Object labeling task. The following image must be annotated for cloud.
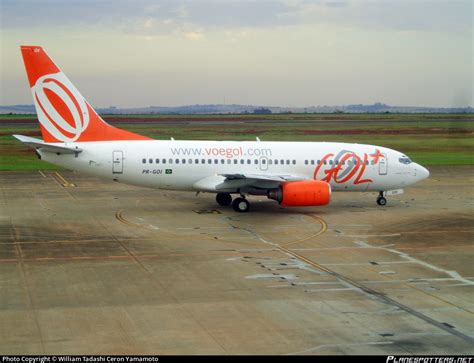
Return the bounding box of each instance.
[2,0,471,36]
[142,18,155,29]
[279,0,472,34]
[1,0,472,107]
[184,31,205,40]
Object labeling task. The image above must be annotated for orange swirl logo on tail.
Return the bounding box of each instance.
[32,72,89,142]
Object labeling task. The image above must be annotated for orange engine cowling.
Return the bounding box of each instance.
[267,180,331,207]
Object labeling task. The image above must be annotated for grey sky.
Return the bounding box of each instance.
[1,0,472,107]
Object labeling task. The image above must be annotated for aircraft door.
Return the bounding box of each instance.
[112,151,124,174]
[259,156,269,171]
[378,153,387,175]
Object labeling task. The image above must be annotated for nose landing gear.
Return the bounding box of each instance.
[377,191,387,206]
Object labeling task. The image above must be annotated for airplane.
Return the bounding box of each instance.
[14,45,429,213]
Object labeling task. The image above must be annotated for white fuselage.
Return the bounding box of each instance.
[39,140,429,193]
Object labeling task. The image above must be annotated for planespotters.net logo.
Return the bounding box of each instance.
[32,72,89,142]
[387,357,472,363]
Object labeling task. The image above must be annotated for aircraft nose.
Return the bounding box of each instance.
[415,164,430,181]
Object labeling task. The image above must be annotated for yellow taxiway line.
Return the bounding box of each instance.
[282,214,328,247]
[54,172,76,187]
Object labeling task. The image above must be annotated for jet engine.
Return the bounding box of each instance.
[267,180,331,207]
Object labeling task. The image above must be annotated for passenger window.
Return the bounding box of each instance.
[317,160,321,165]
[214,159,218,164]
[156,158,160,164]
[189,159,193,164]
[281,160,284,164]
[208,159,212,164]
[162,158,166,164]
[269,160,272,165]
[169,159,173,164]
[220,159,225,164]
[227,159,232,164]
[182,159,186,164]
[275,160,278,165]
[142,158,146,164]
[324,160,327,165]
[175,159,179,164]
[254,160,258,165]
[286,160,290,165]
[201,159,205,164]
[292,160,296,165]
[311,160,314,165]
[305,160,308,165]
[149,158,153,164]
[262,159,266,164]
[329,160,333,165]
[247,159,251,164]
[195,159,199,164]
[234,159,238,164]
[240,159,244,164]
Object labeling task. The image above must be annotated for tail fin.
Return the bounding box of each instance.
[20,45,151,143]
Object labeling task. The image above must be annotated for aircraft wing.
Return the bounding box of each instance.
[13,135,82,154]
[193,173,307,192]
[220,173,305,182]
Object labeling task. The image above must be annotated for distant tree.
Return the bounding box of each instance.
[253,107,272,114]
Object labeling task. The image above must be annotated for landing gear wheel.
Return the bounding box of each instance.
[216,193,232,206]
[377,191,387,206]
[232,197,250,213]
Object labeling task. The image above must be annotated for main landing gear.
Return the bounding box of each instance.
[377,191,387,206]
[215,193,250,212]
[216,192,232,206]
[232,197,250,213]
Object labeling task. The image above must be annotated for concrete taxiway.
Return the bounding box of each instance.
[0,167,473,354]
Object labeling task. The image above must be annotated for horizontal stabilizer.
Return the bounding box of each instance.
[13,135,82,154]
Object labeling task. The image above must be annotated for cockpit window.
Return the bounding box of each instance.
[399,156,412,165]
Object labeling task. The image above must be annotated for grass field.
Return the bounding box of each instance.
[0,113,472,170]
